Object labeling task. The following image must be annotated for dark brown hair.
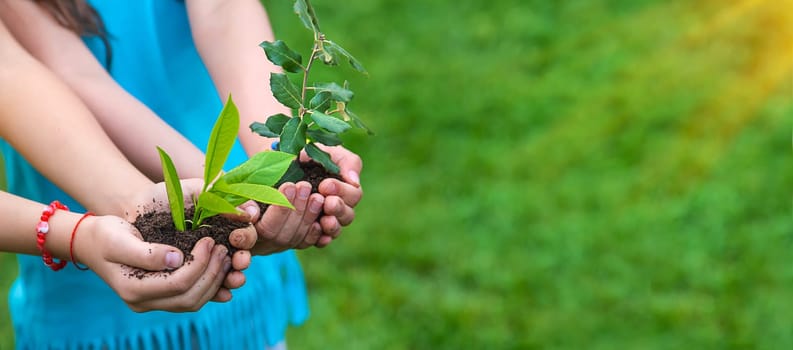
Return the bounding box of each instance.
[34,0,112,66]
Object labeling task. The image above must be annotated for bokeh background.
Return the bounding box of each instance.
[2,0,792,348]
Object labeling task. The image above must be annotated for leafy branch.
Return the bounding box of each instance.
[250,0,372,175]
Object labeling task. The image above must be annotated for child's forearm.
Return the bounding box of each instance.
[0,191,87,258]
[186,0,288,156]
[0,0,206,180]
[0,20,151,216]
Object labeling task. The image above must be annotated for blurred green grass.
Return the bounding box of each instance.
[2,0,792,349]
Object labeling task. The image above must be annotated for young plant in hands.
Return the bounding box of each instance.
[140,96,295,255]
[251,0,372,184]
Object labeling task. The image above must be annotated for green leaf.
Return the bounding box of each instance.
[260,40,303,73]
[157,147,186,231]
[249,114,292,138]
[194,191,240,227]
[270,73,302,109]
[280,117,307,155]
[293,0,320,33]
[343,107,375,135]
[309,110,351,133]
[221,151,295,186]
[250,122,278,138]
[309,91,332,112]
[213,183,294,209]
[265,113,291,135]
[307,128,343,146]
[197,191,240,215]
[204,96,240,193]
[313,82,353,102]
[306,142,339,174]
[323,40,368,75]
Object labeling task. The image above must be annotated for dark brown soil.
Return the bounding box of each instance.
[134,206,249,259]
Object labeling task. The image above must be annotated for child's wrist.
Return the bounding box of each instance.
[68,214,97,268]
[40,208,80,262]
[37,205,97,270]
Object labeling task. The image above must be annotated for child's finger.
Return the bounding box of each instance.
[223,270,246,290]
[255,182,296,241]
[107,232,186,271]
[228,225,257,250]
[211,288,233,303]
[116,237,215,307]
[318,179,363,207]
[323,196,355,226]
[133,243,228,312]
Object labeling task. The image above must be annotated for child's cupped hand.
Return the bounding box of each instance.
[90,179,259,311]
[70,215,233,312]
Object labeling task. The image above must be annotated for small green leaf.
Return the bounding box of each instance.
[221,151,296,186]
[260,40,303,73]
[293,0,320,33]
[270,73,302,109]
[265,114,291,135]
[313,82,353,102]
[197,191,240,215]
[309,91,332,111]
[306,142,339,174]
[343,107,375,135]
[194,191,240,227]
[157,147,186,232]
[250,114,292,138]
[213,183,294,209]
[250,122,278,138]
[204,96,240,193]
[280,117,307,155]
[309,110,351,133]
[307,128,343,146]
[323,40,367,75]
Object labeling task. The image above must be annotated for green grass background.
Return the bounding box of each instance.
[2,0,792,348]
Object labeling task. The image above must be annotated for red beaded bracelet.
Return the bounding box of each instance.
[36,200,69,271]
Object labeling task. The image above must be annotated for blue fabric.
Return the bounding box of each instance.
[3,1,309,348]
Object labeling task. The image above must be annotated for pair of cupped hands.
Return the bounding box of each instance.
[72,149,362,312]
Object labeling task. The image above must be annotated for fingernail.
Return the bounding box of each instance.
[218,246,229,257]
[223,258,232,273]
[299,186,311,200]
[244,205,257,219]
[166,251,183,269]
[348,171,360,186]
[325,181,337,195]
[204,238,214,255]
[309,196,324,214]
[284,186,296,201]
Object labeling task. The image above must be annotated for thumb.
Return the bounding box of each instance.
[109,233,186,270]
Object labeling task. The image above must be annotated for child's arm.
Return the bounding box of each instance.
[0,0,206,181]
[186,0,363,246]
[0,18,249,307]
[0,190,234,311]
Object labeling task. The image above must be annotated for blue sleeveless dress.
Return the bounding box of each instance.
[2,1,309,348]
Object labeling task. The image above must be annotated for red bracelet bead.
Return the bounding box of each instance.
[36,201,69,271]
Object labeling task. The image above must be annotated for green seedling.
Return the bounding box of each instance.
[158,96,295,231]
[250,0,372,177]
